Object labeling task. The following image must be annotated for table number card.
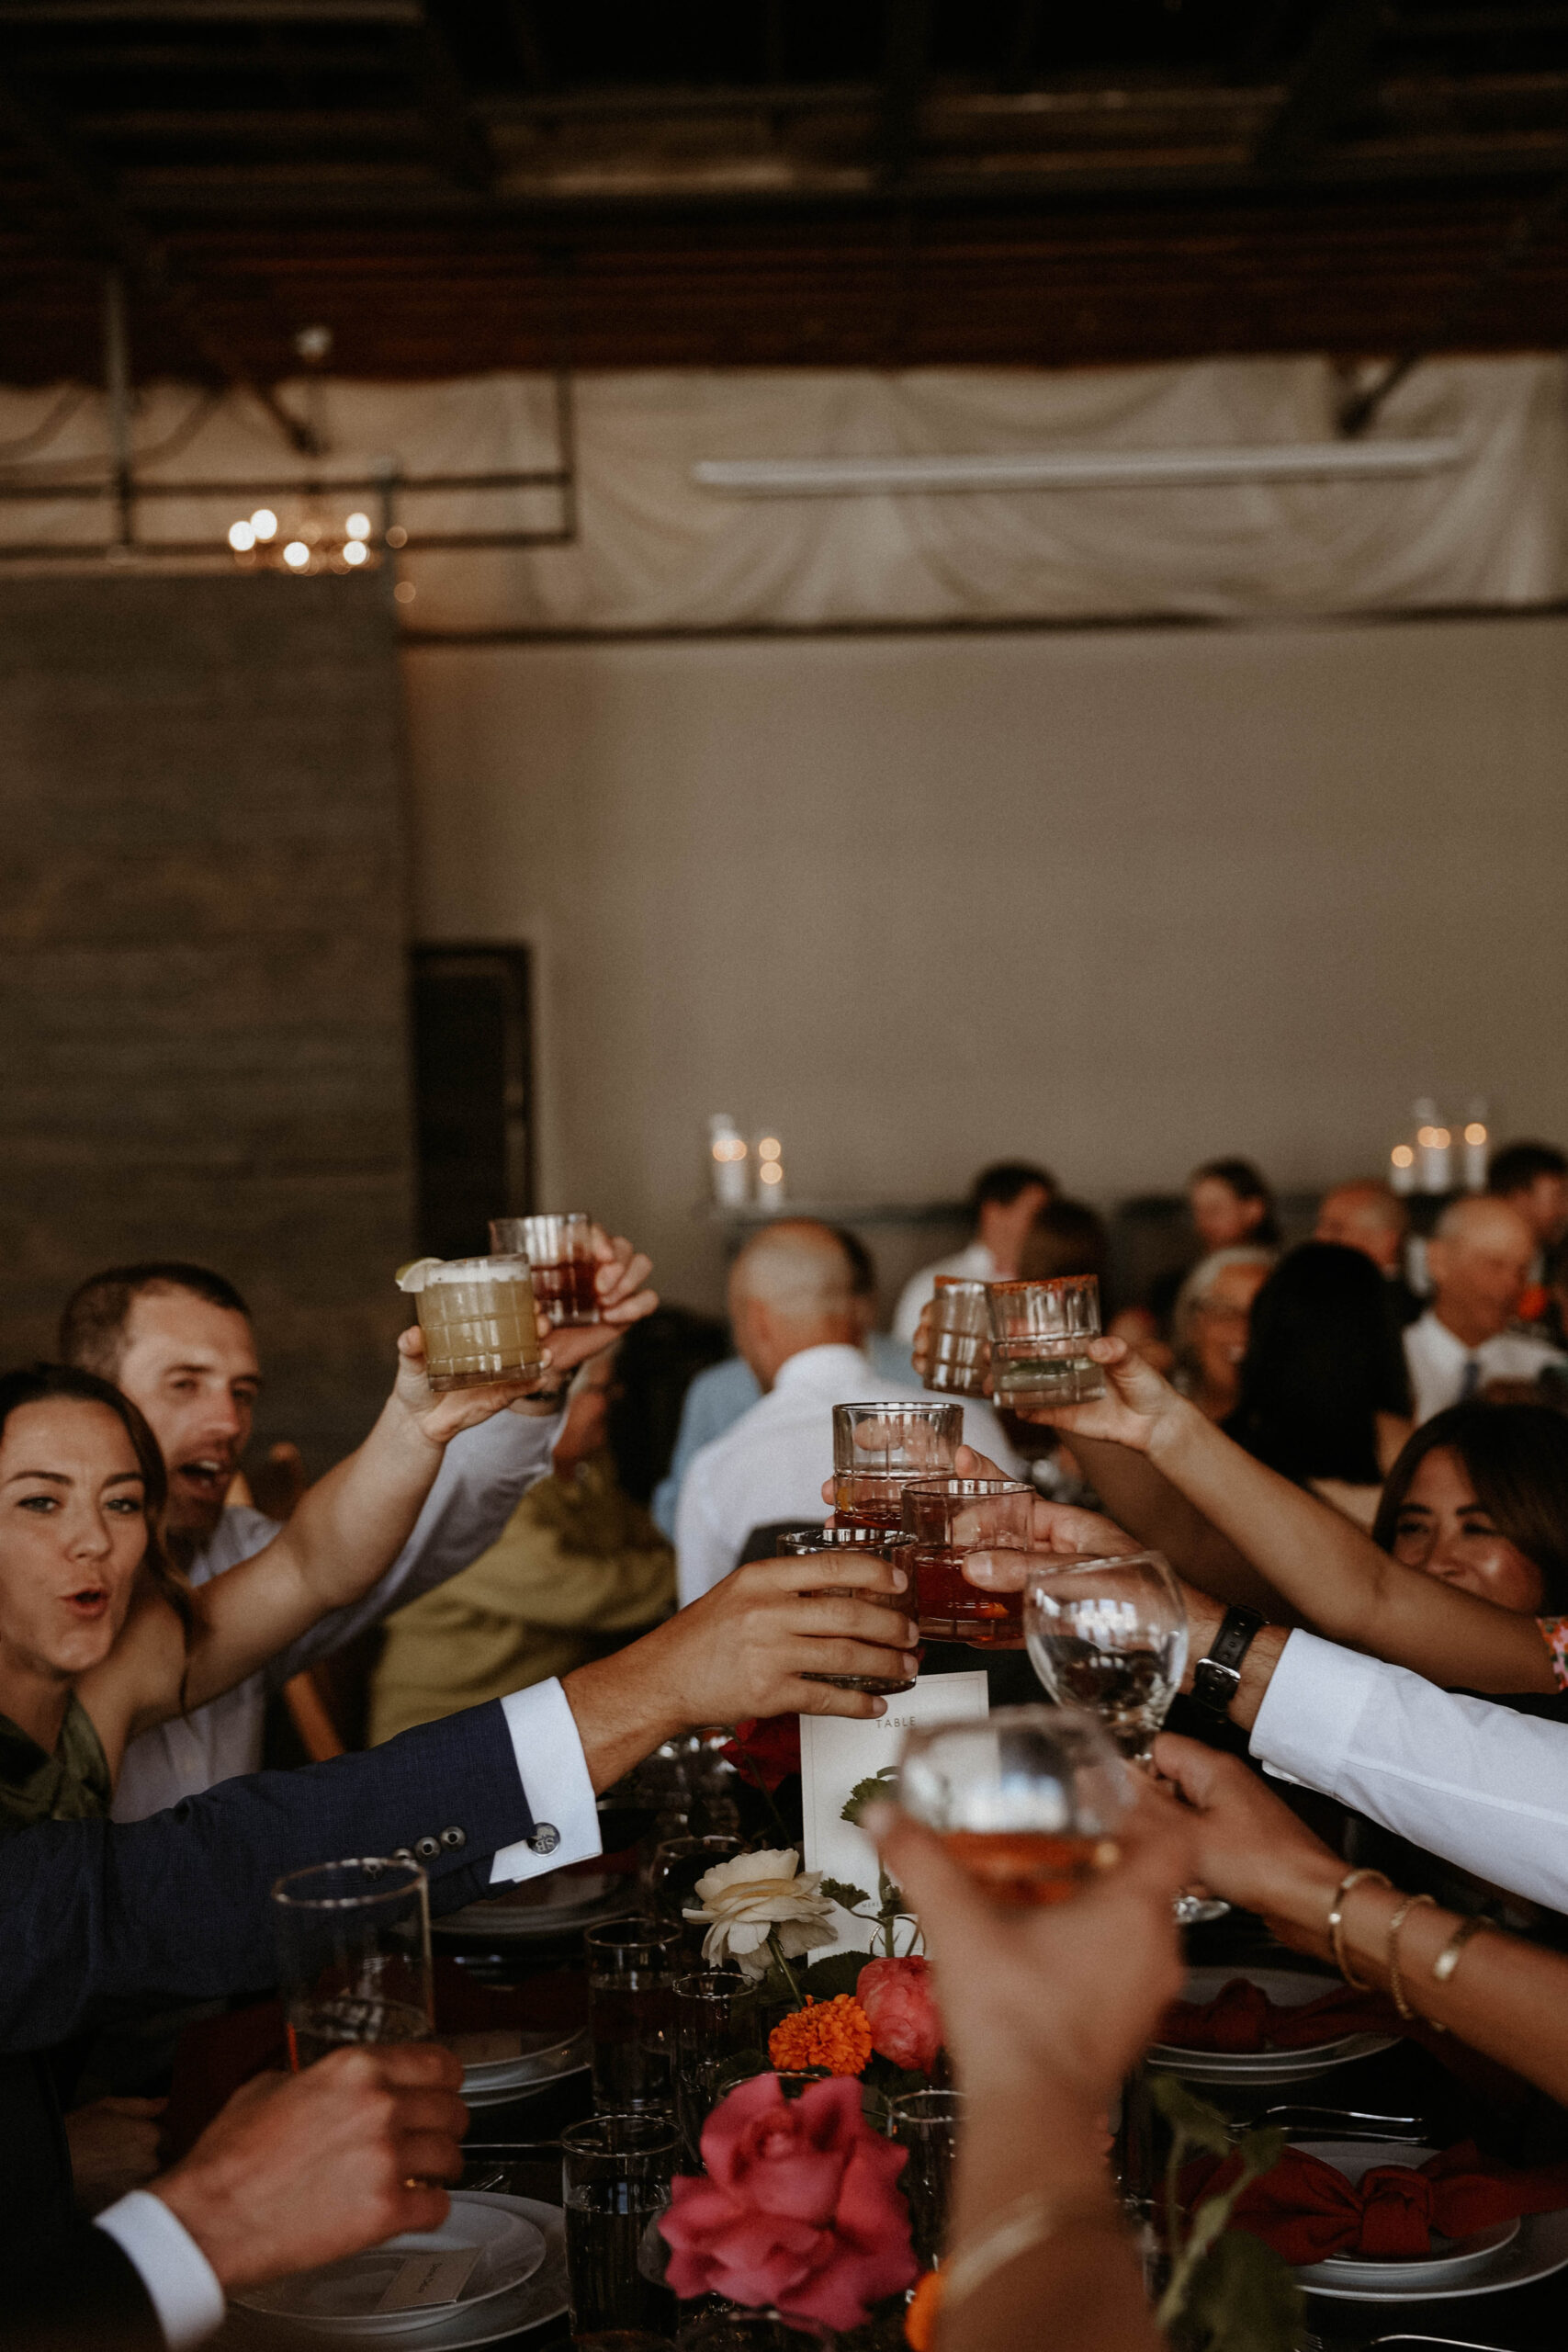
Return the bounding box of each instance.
[800,1672,990,1957]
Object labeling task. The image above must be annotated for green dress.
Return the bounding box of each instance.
[0,1695,112,1831]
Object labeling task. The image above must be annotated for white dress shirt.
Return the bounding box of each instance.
[891,1240,997,1344]
[1250,1629,1568,1913]
[114,1406,566,1821]
[1403,1307,1564,1426]
[94,1675,600,2345]
[674,1341,1021,1605]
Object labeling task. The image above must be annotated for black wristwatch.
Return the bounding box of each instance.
[1190,1605,1265,1721]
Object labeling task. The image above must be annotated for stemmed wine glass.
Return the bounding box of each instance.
[896,1706,1132,1908]
[1022,1550,1227,1925]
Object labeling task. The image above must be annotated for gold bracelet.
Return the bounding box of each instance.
[1386,1891,1438,2023]
[940,2188,1126,2315]
[1431,1913,1493,1987]
[1325,1868,1392,1990]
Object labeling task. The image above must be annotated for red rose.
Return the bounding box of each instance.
[856,1956,943,2075]
[722,1714,802,1792]
[659,2073,917,2332]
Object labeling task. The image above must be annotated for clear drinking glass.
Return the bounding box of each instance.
[411,1253,544,1392]
[900,1477,1032,1649]
[923,1277,992,1399]
[272,1857,434,2069]
[831,1400,962,1531]
[649,1835,743,1960]
[586,1921,682,2111]
[890,2088,965,2271]
[776,1525,918,1693]
[896,1706,1130,1907]
[490,1212,601,1327]
[986,1276,1105,1411]
[671,1972,764,2163]
[561,2112,680,2344]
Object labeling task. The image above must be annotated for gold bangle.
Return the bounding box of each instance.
[1386,1890,1438,2023]
[1431,1913,1492,1987]
[1325,1868,1392,1990]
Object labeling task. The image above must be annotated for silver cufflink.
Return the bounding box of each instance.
[527,1823,560,1855]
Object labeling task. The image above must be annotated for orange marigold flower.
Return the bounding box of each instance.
[904,2267,943,2349]
[767,1994,874,2077]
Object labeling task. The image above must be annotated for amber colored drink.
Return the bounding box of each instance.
[529,1256,600,1326]
[416,1264,541,1393]
[941,1828,1117,1907]
[912,1543,1024,1648]
[832,1473,909,1531]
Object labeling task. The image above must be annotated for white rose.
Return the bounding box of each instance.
[682,1846,838,1980]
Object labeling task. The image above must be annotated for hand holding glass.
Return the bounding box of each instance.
[896,1706,1130,1907]
[831,1400,961,1529]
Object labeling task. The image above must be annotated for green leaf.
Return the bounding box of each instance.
[1148,2073,1235,2157]
[840,1768,897,1826]
[819,1877,874,1913]
[1168,2227,1303,2352]
[796,1951,874,1999]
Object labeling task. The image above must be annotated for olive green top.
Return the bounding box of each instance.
[0,1693,113,1832]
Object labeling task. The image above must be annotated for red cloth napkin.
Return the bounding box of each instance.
[1157,1974,1401,2052]
[1187,2140,1568,2264]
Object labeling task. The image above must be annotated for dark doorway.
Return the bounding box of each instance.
[410,945,535,1260]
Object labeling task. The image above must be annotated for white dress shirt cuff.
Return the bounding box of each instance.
[1247,1629,1379,1794]
[489,1678,603,1883]
[95,2191,226,2350]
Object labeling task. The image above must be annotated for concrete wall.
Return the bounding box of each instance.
[0,573,413,1470]
[405,612,1568,1316]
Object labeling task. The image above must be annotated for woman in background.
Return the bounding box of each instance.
[1169,1246,1275,1423]
[1188,1156,1280,1251]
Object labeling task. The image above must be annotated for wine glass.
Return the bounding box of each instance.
[1023,1551,1226,1925]
[896,1705,1131,1907]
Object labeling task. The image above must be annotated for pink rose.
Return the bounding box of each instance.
[659,2074,917,2332]
[856,1957,943,2075]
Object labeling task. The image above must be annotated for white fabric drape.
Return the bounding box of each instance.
[2,354,1564,630]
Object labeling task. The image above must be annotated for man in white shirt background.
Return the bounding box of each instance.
[891,1159,1055,1344]
[677,1220,1019,1604]
[1402,1196,1566,1422]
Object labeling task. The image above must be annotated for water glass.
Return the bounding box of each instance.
[890,2088,965,2269]
[412,1253,543,1392]
[272,1857,433,2069]
[896,1706,1129,1906]
[671,1972,765,2161]
[900,1477,1032,1648]
[924,1277,992,1399]
[832,1400,962,1530]
[776,1525,917,1693]
[649,1835,743,1961]
[490,1211,601,1326]
[562,2112,680,2344]
[586,1921,682,2111]
[986,1275,1105,1409]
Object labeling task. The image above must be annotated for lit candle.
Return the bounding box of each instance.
[1461,1104,1489,1193]
[754,1131,785,1210]
[1416,1122,1452,1194]
[1390,1143,1416,1197]
[708,1114,750,1208]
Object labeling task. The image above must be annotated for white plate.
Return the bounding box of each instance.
[434,1875,634,1941]
[451,2027,587,2095]
[1290,2143,1520,2294]
[234,2194,545,2335]
[462,2055,590,2110]
[1285,2141,1568,2305]
[228,2197,569,2350]
[1146,1965,1398,2085]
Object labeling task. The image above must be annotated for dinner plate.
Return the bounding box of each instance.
[434,1874,633,1941]
[449,2025,587,2097]
[233,2193,546,2335]
[1291,2143,1520,2295]
[461,2047,590,2110]
[1145,1966,1398,2086]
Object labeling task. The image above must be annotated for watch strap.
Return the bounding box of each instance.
[1190,1604,1266,1719]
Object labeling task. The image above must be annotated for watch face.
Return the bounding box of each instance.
[1192,1659,1240,1710]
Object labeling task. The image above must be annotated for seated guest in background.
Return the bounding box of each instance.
[1372,1399,1568,1616]
[1489,1136,1568,1265]
[369,1348,674,1742]
[650,1227,911,1536]
[1016,1195,1108,1285]
[1404,1195,1565,1422]
[1314,1175,1423,1325]
[1188,1155,1280,1252]
[1168,1246,1274,1423]
[58,1245,653,1820]
[891,1159,1055,1342]
[676,1220,1016,1603]
[1224,1241,1413,1525]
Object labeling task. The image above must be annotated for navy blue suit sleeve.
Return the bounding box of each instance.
[0,1700,535,2052]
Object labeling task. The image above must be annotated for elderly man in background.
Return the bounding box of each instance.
[1404,1195,1566,1421]
[677,1220,1017,1603]
[1314,1177,1423,1327]
[891,1160,1055,1343]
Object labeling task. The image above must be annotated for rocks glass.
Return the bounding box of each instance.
[561,2112,680,2343]
[922,1276,991,1399]
[272,1857,433,2070]
[831,1400,962,1531]
[776,1525,918,1694]
[649,1834,743,1962]
[986,1274,1105,1410]
[405,1252,544,1392]
[585,1920,682,2112]
[889,2088,965,2271]
[671,1971,764,2163]
[900,1476,1032,1649]
[896,1706,1129,1907]
[490,1211,601,1327]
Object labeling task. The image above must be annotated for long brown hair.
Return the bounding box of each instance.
[1373,1401,1568,1611]
[0,1363,192,1644]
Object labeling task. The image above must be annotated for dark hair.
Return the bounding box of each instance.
[1373,1401,1568,1612]
[1017,1198,1109,1286]
[1488,1140,1568,1198]
[0,1362,191,1642]
[1191,1157,1280,1247]
[968,1161,1057,1217]
[828,1226,878,1301]
[1225,1242,1411,1485]
[59,1261,252,1379]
